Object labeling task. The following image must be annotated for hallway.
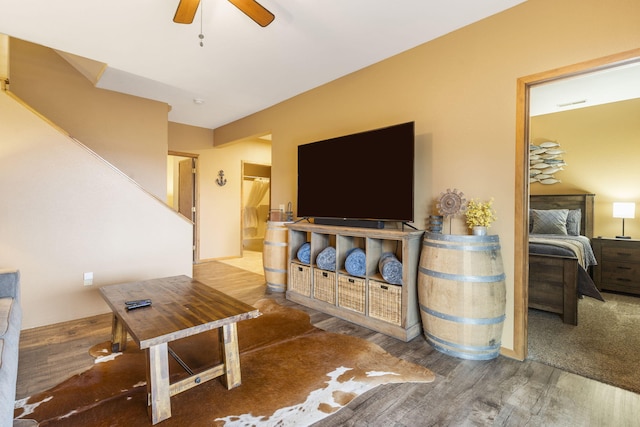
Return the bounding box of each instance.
[216,250,264,276]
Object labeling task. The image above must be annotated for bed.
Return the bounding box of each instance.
[528,193,604,325]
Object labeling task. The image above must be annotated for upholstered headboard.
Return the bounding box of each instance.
[529,193,595,239]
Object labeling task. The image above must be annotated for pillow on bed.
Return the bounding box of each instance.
[529,210,534,232]
[566,209,582,236]
[531,209,569,235]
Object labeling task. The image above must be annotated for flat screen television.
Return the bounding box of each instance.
[297,122,415,226]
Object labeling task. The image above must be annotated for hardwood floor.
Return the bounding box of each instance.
[16,313,112,398]
[16,260,640,426]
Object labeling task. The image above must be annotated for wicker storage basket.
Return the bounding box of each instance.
[368,279,402,325]
[289,263,311,297]
[338,274,365,313]
[313,269,336,303]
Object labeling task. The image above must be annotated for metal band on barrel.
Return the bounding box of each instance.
[264,266,287,273]
[419,267,506,283]
[424,332,500,361]
[422,241,501,251]
[263,241,288,246]
[420,303,506,325]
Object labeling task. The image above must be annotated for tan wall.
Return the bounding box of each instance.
[168,122,272,260]
[168,121,214,152]
[0,92,193,329]
[9,38,169,199]
[0,34,8,82]
[212,0,640,352]
[192,141,272,259]
[530,98,640,238]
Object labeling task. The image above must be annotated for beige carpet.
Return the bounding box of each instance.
[528,292,640,394]
[14,299,435,426]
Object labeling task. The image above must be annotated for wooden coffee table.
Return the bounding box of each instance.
[99,275,260,424]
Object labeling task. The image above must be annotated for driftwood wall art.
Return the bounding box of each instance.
[530,141,565,185]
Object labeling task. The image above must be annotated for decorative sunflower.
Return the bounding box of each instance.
[437,188,467,217]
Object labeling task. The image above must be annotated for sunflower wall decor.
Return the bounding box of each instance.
[437,188,466,217]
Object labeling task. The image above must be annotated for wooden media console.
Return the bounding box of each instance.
[285,223,423,341]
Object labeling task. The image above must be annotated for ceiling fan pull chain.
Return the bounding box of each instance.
[198,1,205,47]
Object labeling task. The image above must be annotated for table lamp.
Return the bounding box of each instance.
[613,202,635,239]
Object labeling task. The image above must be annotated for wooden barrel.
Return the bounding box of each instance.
[263,221,291,292]
[418,232,506,360]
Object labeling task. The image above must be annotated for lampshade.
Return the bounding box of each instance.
[613,202,635,219]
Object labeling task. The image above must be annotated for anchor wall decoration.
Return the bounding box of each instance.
[216,170,227,186]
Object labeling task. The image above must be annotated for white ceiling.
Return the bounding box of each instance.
[0,0,526,129]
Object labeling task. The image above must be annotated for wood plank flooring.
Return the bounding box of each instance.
[16,260,640,426]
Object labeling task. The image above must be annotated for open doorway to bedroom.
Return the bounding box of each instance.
[515,49,640,364]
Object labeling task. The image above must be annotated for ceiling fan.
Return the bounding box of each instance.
[173,0,275,27]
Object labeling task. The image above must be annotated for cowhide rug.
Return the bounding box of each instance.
[14,299,435,426]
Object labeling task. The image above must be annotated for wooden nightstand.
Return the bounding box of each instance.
[591,237,640,295]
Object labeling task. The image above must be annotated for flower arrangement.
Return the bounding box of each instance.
[465,198,497,229]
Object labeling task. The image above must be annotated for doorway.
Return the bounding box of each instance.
[168,152,199,262]
[241,162,271,254]
[514,48,640,360]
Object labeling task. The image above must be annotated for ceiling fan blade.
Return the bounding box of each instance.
[228,0,275,27]
[174,0,201,24]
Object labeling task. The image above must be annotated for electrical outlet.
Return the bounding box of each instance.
[83,272,93,286]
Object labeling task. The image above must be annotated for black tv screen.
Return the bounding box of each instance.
[297,122,415,223]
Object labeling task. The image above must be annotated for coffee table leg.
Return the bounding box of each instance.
[146,343,171,424]
[111,315,127,353]
[219,323,241,389]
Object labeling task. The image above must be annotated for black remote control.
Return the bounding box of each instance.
[125,300,152,310]
[125,299,151,306]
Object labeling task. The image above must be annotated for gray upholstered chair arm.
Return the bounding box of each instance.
[0,269,20,299]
